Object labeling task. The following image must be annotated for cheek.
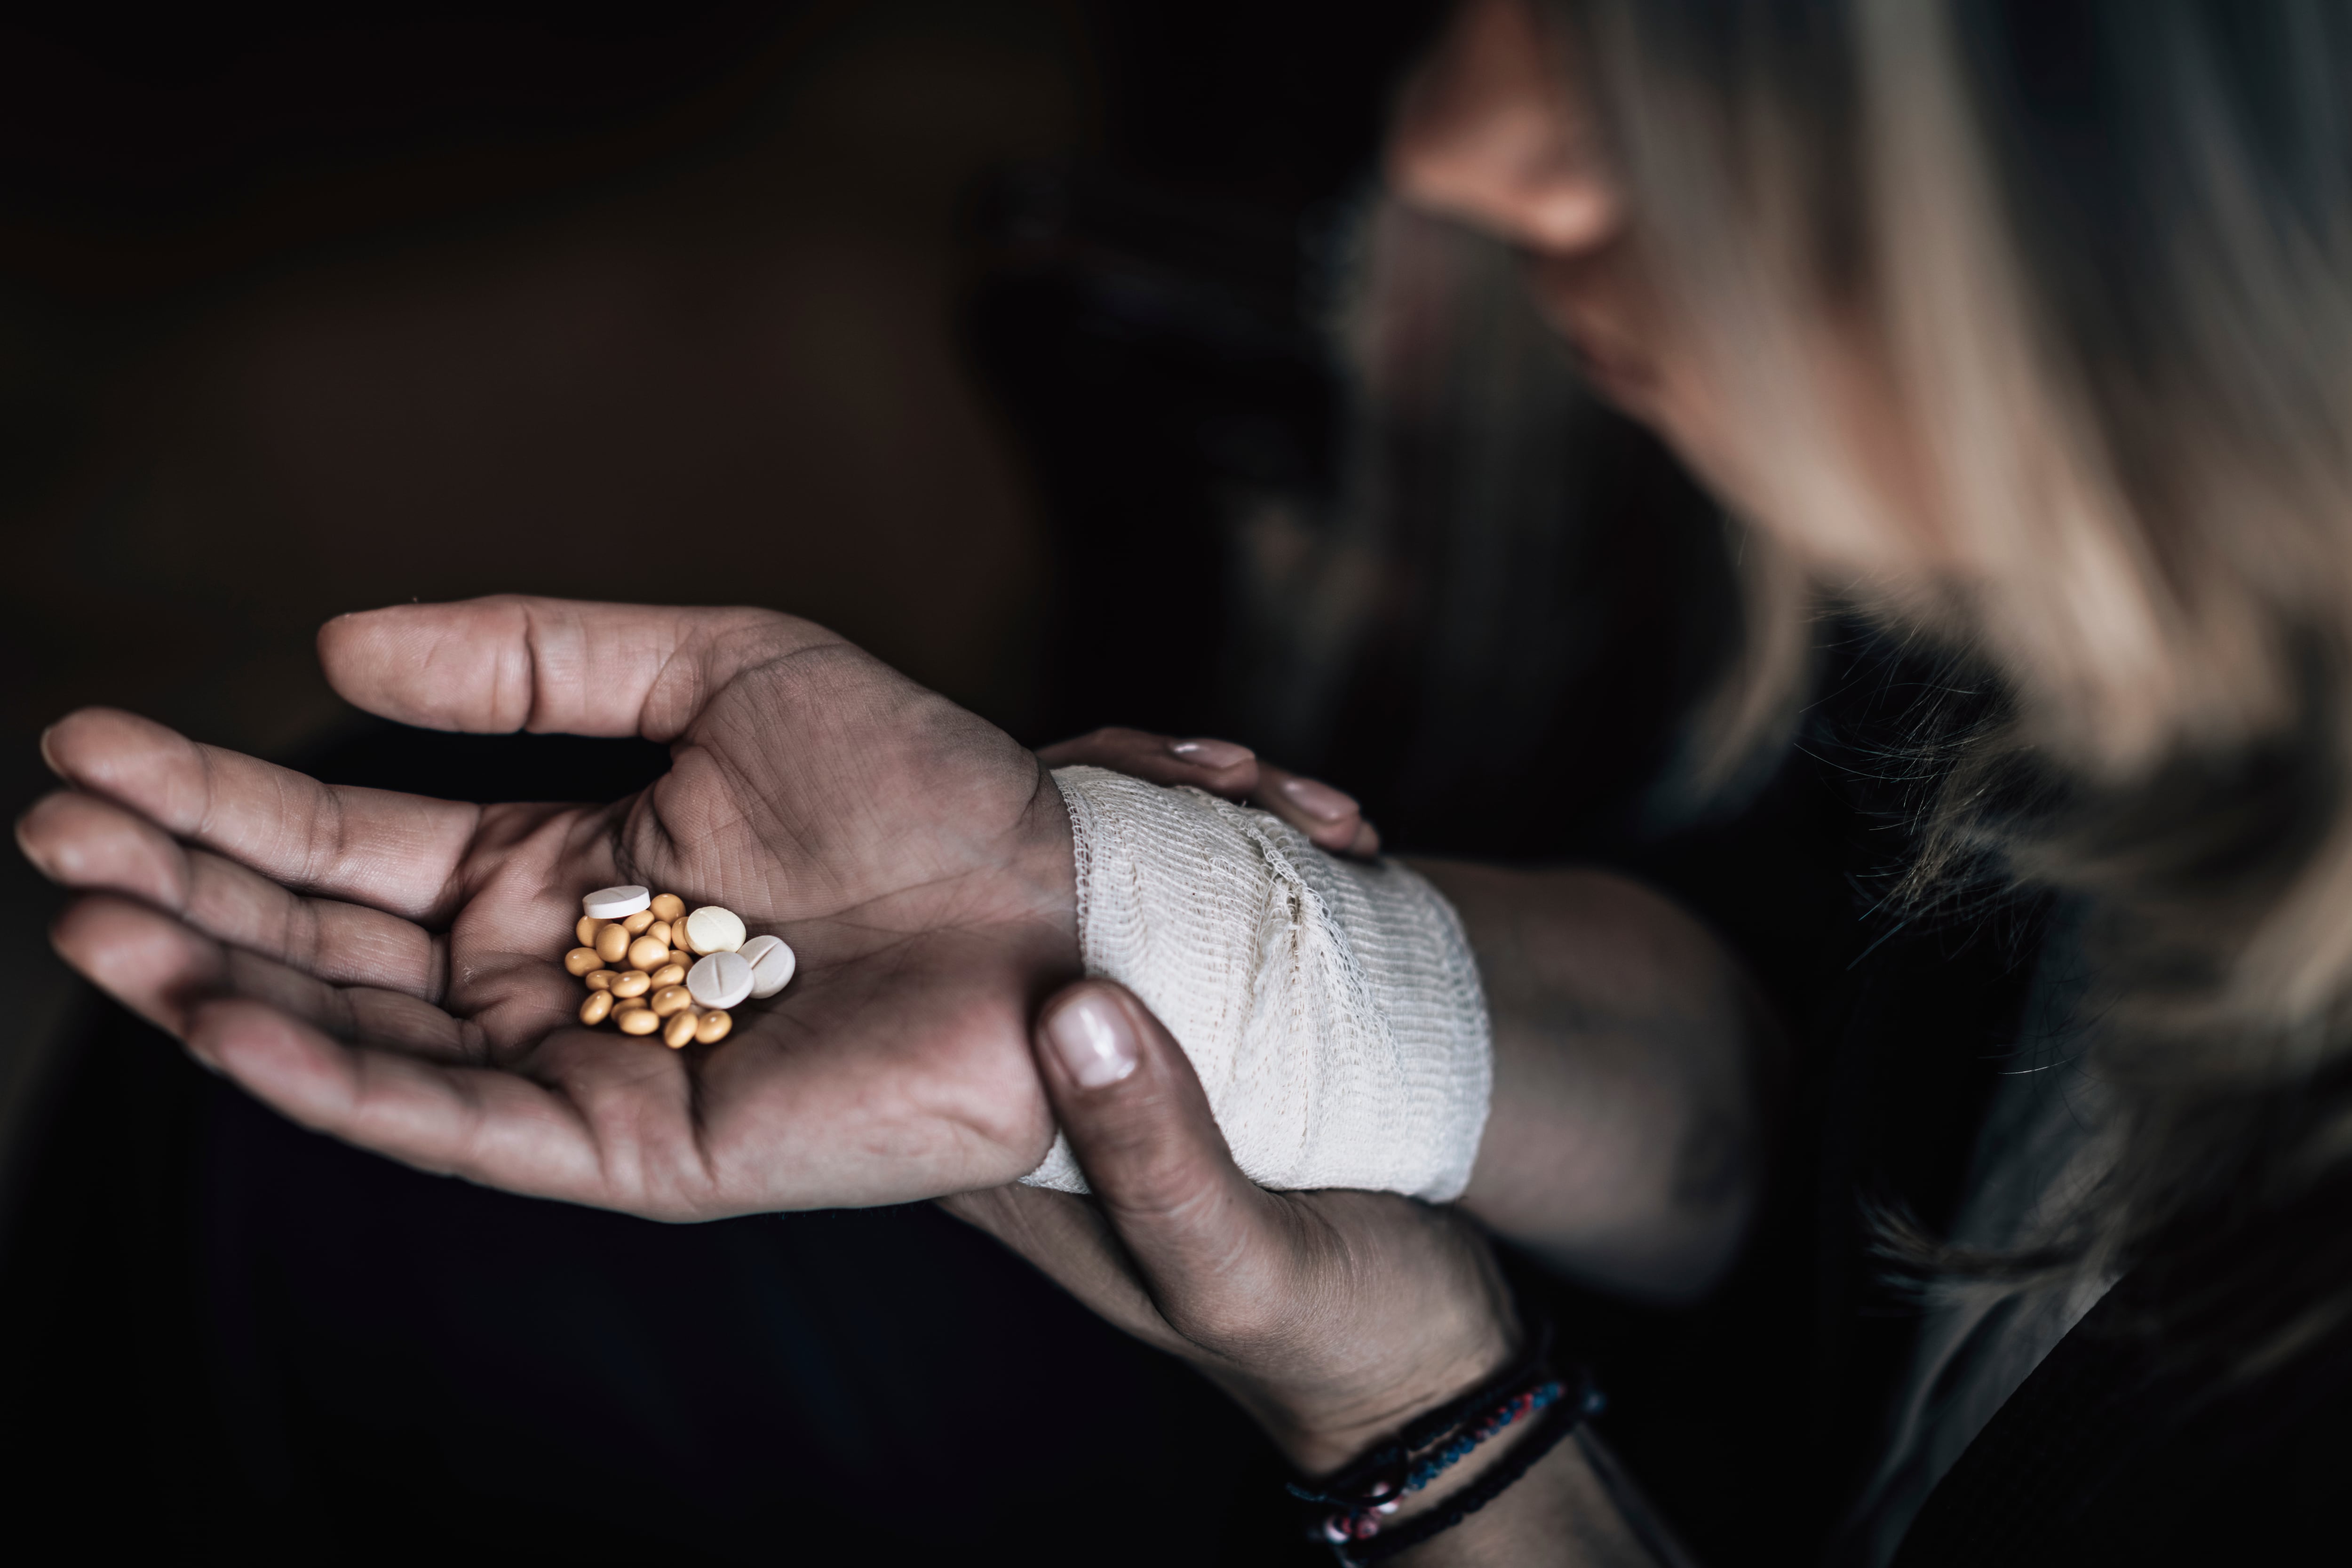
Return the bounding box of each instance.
[1522,252,1740,498]
[1525,250,1952,580]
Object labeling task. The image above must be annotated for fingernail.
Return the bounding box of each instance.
[1170,738,1254,769]
[1279,775,1359,822]
[1046,990,1138,1089]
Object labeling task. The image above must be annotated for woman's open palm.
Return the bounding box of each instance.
[18,597,1086,1218]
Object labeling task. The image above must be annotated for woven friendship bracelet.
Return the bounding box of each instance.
[1286,1324,1603,1564]
[1327,1381,1599,1566]
[1288,1325,1560,1515]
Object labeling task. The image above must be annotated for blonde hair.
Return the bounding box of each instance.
[1568,0,2352,1367]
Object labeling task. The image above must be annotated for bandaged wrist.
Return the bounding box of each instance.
[1023,766,1493,1202]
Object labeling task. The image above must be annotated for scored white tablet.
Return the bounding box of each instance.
[739,934,796,998]
[686,951,754,1011]
[583,884,651,919]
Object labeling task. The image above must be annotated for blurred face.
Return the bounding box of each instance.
[1386,0,1945,574]
[1387,2,1706,450]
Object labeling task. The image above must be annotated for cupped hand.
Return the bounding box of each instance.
[19,596,1093,1218]
[943,979,1516,1475]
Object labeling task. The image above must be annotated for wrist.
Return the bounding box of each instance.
[1273,1341,1515,1476]
[1283,1337,1602,1563]
[1012,758,1083,961]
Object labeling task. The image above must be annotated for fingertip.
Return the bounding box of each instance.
[1275,772,1361,825]
[1032,981,1273,1287]
[1303,815,1363,852]
[317,597,534,732]
[14,801,52,878]
[49,893,221,1037]
[1040,981,1145,1092]
[1168,737,1255,770]
[1036,729,1261,797]
[314,607,364,676]
[37,707,170,792]
[1166,737,1257,794]
[16,791,186,906]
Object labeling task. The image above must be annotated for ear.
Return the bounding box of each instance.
[1386,0,1622,253]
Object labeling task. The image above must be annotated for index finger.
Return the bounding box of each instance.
[318,595,842,742]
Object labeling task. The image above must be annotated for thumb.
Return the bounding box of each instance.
[1034,981,1290,1326]
[316,595,841,741]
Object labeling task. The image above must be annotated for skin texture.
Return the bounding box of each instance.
[23,597,1089,1217]
[19,3,1787,1559]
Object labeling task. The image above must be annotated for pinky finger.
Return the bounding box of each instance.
[183,995,609,1200]
[50,894,610,1204]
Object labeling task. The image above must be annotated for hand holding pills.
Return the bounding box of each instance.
[25,596,1083,1221]
[563,883,794,1047]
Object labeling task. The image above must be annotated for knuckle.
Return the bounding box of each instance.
[1097,1131,1217,1219]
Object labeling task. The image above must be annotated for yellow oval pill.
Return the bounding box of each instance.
[617,1008,661,1036]
[563,947,602,977]
[579,990,614,1026]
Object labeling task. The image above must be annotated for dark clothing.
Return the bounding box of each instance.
[1892,1267,2352,1567]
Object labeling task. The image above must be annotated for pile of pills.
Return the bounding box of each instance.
[563,884,796,1049]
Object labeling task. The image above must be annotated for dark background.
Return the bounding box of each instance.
[0,4,2014,1563]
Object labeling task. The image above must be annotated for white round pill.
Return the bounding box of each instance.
[687,950,753,1011]
[683,906,746,955]
[738,934,796,998]
[582,884,651,919]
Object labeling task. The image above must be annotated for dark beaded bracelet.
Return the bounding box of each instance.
[1286,1323,1604,1565]
[1325,1382,1597,1565]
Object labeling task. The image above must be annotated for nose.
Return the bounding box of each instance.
[1385,0,1621,254]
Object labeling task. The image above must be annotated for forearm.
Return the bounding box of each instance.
[1416,861,1773,1302]
[1022,765,1766,1291]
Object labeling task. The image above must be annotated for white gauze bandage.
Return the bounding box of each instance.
[1022,766,1493,1202]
